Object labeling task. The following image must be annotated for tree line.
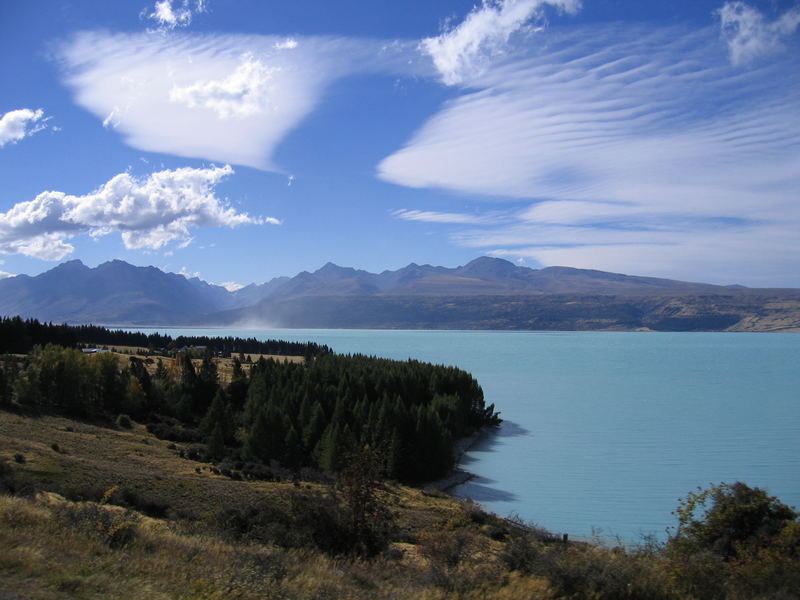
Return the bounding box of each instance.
[0,319,500,483]
[0,316,330,357]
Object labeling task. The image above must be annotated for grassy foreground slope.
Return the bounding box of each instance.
[2,409,799,600]
[0,410,546,599]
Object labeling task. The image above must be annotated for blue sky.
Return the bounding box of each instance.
[1,0,798,289]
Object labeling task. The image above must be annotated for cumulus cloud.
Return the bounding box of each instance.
[177,266,201,278]
[718,1,800,65]
[0,108,49,147]
[59,32,416,170]
[218,281,244,291]
[146,0,206,30]
[169,53,277,119]
[274,38,298,50]
[0,165,272,260]
[382,22,800,286]
[0,270,16,279]
[421,0,581,85]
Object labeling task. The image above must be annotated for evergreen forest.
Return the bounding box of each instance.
[0,317,500,483]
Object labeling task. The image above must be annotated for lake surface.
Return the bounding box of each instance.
[148,328,800,543]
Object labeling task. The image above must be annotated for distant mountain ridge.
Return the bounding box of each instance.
[226,256,753,302]
[1,257,798,331]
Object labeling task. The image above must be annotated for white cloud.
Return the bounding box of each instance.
[274,38,298,50]
[392,208,503,225]
[718,1,800,65]
[178,266,201,278]
[485,220,800,286]
[0,108,48,147]
[59,32,415,171]
[102,107,120,129]
[0,270,16,279]
[146,0,206,31]
[0,165,272,260]
[218,281,244,291]
[421,0,581,85]
[381,23,800,286]
[169,53,277,119]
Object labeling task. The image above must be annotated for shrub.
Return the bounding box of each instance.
[13,453,25,464]
[670,481,798,560]
[186,446,203,461]
[146,420,203,443]
[115,414,133,429]
[501,532,540,574]
[0,460,17,494]
[119,488,170,518]
[50,442,61,453]
[418,529,481,569]
[54,489,140,549]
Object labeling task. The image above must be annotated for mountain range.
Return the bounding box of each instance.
[1,257,798,331]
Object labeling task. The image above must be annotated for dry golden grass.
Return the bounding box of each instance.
[13,410,753,599]
[0,412,318,518]
[0,492,561,600]
[0,411,473,529]
[0,410,566,599]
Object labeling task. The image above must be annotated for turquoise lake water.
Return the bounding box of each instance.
[150,329,800,543]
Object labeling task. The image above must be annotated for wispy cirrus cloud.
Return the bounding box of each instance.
[383,18,800,286]
[391,208,504,225]
[482,221,800,287]
[422,0,581,85]
[718,1,800,65]
[0,108,50,147]
[0,165,273,261]
[59,32,418,171]
[383,24,799,205]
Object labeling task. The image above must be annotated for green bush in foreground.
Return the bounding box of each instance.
[670,481,798,560]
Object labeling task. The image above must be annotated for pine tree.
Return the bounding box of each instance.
[282,425,303,468]
[316,423,342,471]
[123,375,146,417]
[302,402,328,450]
[206,422,226,461]
[196,352,219,413]
[243,408,270,462]
[154,358,168,380]
[201,388,234,444]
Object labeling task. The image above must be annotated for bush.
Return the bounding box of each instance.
[215,501,299,548]
[55,498,139,549]
[13,453,25,464]
[115,414,133,429]
[118,487,170,518]
[418,529,481,569]
[146,420,203,443]
[667,482,800,598]
[670,482,798,560]
[58,483,169,519]
[0,460,17,494]
[501,532,540,574]
[533,545,676,600]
